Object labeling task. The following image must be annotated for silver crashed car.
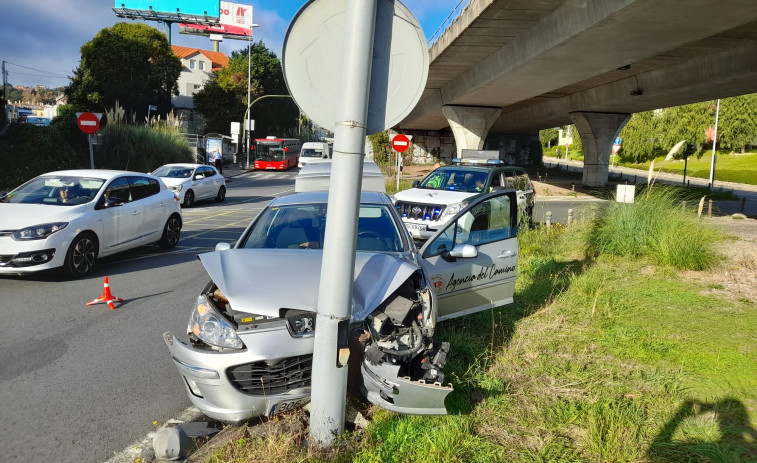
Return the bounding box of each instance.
[164,189,519,423]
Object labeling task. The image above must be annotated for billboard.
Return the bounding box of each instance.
[220,2,252,28]
[113,0,220,18]
[179,22,251,39]
[179,2,253,39]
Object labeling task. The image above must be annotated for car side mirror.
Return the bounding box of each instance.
[215,242,232,251]
[104,197,124,208]
[448,244,478,259]
[195,174,204,180]
[412,180,420,187]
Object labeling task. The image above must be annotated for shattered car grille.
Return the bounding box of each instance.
[226,355,313,396]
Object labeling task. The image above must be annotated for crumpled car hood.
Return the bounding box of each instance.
[197,249,419,321]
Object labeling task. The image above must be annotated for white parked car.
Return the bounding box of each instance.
[164,188,519,423]
[0,170,183,277]
[151,164,226,208]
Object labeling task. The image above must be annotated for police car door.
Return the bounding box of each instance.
[419,191,519,320]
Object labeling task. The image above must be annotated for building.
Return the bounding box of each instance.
[171,45,229,109]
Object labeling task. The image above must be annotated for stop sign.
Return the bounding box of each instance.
[391,134,410,153]
[77,112,100,134]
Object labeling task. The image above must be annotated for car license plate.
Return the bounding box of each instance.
[266,167,276,170]
[268,397,310,416]
[406,223,427,231]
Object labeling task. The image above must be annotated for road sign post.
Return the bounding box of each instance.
[77,112,102,169]
[283,0,429,447]
[392,133,410,190]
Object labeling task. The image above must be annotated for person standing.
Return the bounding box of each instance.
[213,150,223,174]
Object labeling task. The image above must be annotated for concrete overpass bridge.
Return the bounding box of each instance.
[396,0,757,186]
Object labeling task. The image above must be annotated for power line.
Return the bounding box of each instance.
[4,61,69,79]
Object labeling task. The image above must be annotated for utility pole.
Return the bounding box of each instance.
[2,60,7,101]
[708,99,720,188]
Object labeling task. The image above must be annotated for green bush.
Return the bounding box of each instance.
[0,118,89,190]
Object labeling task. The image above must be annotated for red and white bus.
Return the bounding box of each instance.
[252,137,302,170]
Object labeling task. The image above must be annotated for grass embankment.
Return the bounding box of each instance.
[619,152,757,187]
[552,149,757,187]
[205,188,757,463]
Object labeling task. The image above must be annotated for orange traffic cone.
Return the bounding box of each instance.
[86,276,124,310]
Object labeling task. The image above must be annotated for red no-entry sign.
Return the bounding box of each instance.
[77,112,100,134]
[391,134,410,152]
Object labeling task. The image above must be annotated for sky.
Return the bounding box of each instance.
[0,0,467,89]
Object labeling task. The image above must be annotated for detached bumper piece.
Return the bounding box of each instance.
[361,342,452,415]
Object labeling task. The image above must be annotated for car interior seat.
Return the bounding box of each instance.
[275,209,321,249]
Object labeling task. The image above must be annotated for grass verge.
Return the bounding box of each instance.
[201,190,757,463]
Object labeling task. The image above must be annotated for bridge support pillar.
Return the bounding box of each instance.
[570,112,630,187]
[442,105,502,157]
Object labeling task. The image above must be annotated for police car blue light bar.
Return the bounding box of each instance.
[452,158,504,165]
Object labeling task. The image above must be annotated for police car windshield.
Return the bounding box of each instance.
[418,167,487,193]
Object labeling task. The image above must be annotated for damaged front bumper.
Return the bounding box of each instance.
[163,327,314,424]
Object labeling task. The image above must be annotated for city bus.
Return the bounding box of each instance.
[252,137,302,170]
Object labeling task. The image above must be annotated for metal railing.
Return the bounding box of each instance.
[426,0,472,47]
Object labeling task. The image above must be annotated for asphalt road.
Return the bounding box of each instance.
[0,169,298,463]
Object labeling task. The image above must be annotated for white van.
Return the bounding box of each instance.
[298,142,331,169]
[295,159,386,193]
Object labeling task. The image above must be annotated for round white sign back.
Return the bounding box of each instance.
[282,0,429,135]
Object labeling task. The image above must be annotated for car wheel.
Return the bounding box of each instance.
[215,186,226,202]
[183,190,195,208]
[64,232,98,278]
[158,214,182,248]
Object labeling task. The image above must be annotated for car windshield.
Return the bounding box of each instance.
[152,166,194,178]
[301,148,324,158]
[418,168,488,193]
[240,203,404,252]
[1,175,105,206]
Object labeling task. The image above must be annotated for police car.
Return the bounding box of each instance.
[392,152,535,240]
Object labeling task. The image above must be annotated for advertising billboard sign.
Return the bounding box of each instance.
[179,22,252,38]
[179,2,253,39]
[220,2,253,28]
[114,1,219,17]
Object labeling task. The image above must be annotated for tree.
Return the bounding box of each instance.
[193,40,298,139]
[539,128,559,148]
[618,110,661,163]
[717,94,757,153]
[65,23,181,121]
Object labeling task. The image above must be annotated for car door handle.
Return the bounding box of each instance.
[497,250,517,258]
[132,210,140,215]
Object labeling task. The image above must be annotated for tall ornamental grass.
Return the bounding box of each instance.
[95,124,194,173]
[585,186,721,270]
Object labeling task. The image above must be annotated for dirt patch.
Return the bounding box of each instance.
[684,216,757,304]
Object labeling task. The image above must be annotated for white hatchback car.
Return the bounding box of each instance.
[151,164,226,208]
[0,169,183,277]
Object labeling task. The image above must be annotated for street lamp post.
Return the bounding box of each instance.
[242,94,293,169]
[243,24,260,170]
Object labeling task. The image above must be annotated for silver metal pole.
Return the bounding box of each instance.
[708,99,720,187]
[310,0,377,447]
[245,31,252,170]
[88,134,95,169]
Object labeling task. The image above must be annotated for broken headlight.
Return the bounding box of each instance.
[188,294,243,349]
